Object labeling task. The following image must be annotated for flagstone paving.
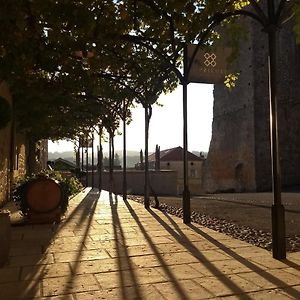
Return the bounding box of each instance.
[0,188,300,299]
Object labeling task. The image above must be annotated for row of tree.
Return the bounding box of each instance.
[0,1,262,140]
[1,0,299,180]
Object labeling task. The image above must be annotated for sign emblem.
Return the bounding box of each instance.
[204,53,217,67]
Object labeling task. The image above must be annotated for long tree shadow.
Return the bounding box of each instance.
[123,198,224,300]
[108,192,143,299]
[3,227,52,299]
[56,188,99,231]
[188,223,300,297]
[144,208,253,299]
[7,188,99,298]
[148,206,300,299]
[283,259,300,271]
[59,189,99,296]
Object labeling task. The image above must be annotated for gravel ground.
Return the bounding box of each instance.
[128,193,300,252]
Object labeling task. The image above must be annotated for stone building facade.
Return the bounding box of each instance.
[0,81,48,207]
[149,146,205,195]
[0,81,26,207]
[203,15,300,192]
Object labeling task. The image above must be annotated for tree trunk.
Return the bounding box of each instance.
[108,131,115,193]
[75,147,80,169]
[123,99,127,200]
[91,134,94,188]
[81,144,84,172]
[98,125,103,191]
[144,104,152,209]
[27,138,39,175]
[111,132,115,193]
[85,144,88,187]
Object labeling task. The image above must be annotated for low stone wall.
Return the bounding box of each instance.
[88,170,178,196]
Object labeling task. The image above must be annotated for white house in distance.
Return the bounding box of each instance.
[148,146,205,195]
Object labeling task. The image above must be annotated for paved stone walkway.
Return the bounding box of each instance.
[1,188,300,299]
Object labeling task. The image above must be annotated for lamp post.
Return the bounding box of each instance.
[182,44,191,224]
[267,0,286,259]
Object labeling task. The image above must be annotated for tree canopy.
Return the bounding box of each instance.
[0,0,299,142]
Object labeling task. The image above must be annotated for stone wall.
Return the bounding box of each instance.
[0,80,50,207]
[203,18,257,193]
[276,22,300,188]
[203,10,300,192]
[160,160,204,195]
[0,81,14,207]
[90,170,178,196]
[0,81,40,207]
[0,81,12,206]
[0,81,26,207]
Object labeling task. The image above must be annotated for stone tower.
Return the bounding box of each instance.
[203,14,300,193]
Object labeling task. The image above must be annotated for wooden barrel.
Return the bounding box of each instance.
[25,178,62,214]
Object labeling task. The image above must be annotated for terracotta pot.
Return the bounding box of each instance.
[0,212,11,267]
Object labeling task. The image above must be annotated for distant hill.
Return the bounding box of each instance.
[101,151,140,168]
[48,150,207,167]
[48,151,75,160]
[48,150,141,168]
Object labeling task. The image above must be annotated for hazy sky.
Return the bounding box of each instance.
[48,83,214,153]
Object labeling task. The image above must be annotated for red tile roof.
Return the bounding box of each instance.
[149,146,204,162]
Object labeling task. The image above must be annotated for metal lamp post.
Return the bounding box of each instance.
[182,44,191,224]
[267,0,286,259]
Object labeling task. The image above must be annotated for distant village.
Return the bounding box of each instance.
[48,146,207,196]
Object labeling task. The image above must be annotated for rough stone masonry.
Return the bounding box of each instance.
[203,11,300,193]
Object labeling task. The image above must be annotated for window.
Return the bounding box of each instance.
[189,169,197,178]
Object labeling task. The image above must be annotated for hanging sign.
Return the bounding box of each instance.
[186,44,232,84]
